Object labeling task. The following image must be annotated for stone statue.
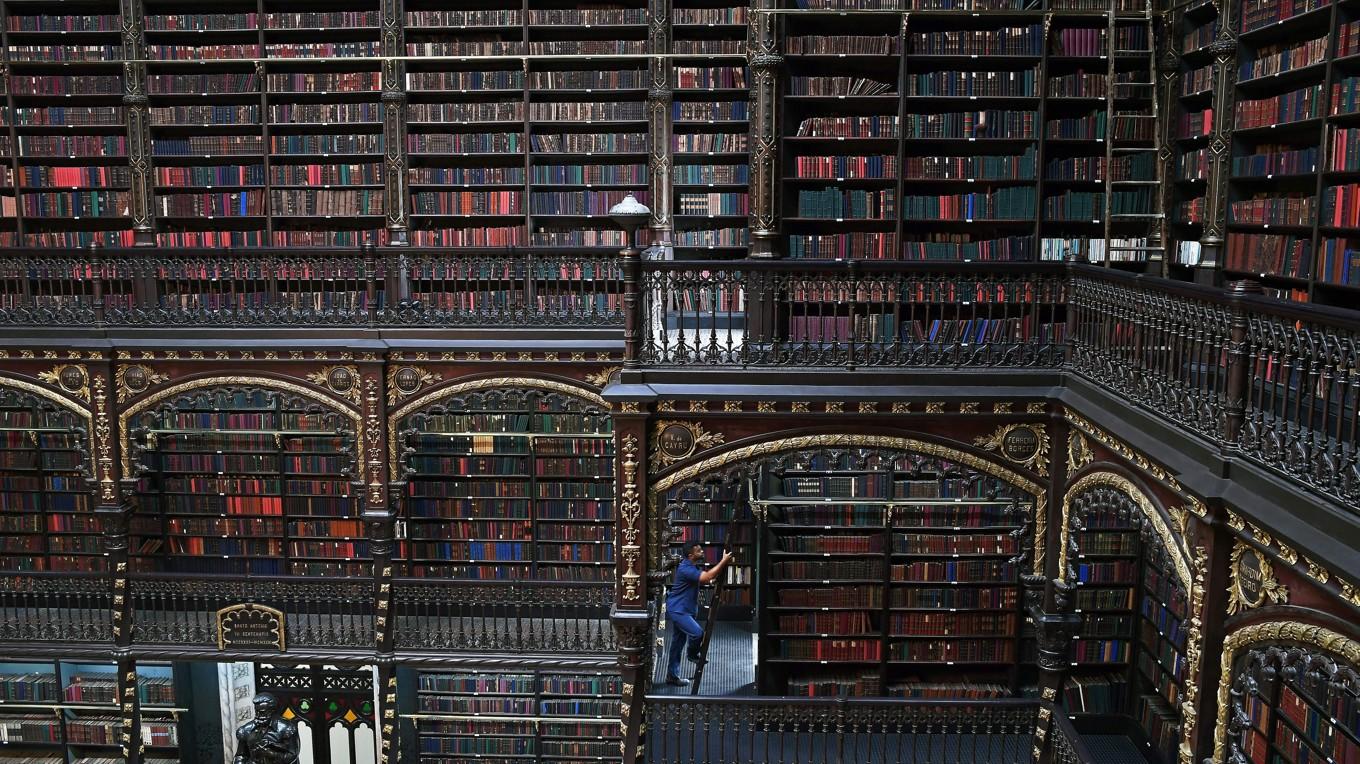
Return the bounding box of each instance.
[234,693,300,764]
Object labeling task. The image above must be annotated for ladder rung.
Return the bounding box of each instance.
[1112,180,1159,185]
[1109,247,1163,251]
[1111,213,1165,219]
[1113,147,1158,153]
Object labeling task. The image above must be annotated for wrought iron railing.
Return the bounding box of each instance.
[0,572,111,643]
[638,261,1068,368]
[129,573,374,648]
[391,579,615,654]
[1068,269,1360,512]
[645,696,1087,764]
[0,246,622,328]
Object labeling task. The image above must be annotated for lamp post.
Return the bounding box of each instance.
[609,193,650,369]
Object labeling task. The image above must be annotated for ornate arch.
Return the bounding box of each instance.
[649,432,1048,576]
[386,375,608,480]
[119,375,361,477]
[1059,470,1191,590]
[1211,621,1360,763]
[0,373,95,489]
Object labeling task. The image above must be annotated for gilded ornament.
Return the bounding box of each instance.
[959,402,979,414]
[570,352,586,362]
[1305,557,1330,584]
[858,402,877,414]
[620,434,643,602]
[91,375,115,502]
[517,352,533,362]
[925,402,945,413]
[891,402,910,413]
[688,401,708,413]
[39,364,90,400]
[657,400,676,413]
[115,364,168,403]
[790,401,809,413]
[618,401,641,414]
[650,421,726,470]
[1276,542,1298,565]
[724,401,742,413]
[1068,431,1094,471]
[1226,510,1245,531]
[993,402,1013,414]
[1246,522,1273,548]
[974,424,1050,477]
[306,365,362,406]
[757,401,776,413]
[1226,541,1287,614]
[824,401,843,414]
[585,367,621,388]
[386,366,442,406]
[1179,545,1208,764]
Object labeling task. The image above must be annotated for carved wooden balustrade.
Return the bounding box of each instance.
[645,696,1094,764]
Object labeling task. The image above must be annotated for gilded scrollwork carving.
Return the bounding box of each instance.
[386,366,442,406]
[39,364,90,401]
[91,375,115,502]
[585,366,621,389]
[307,366,362,406]
[974,423,1050,477]
[620,434,643,603]
[1226,541,1287,615]
[649,420,725,471]
[115,365,168,403]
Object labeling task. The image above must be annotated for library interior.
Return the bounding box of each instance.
[0,0,1356,763]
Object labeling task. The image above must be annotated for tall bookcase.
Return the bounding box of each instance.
[3,0,133,248]
[0,392,97,573]
[398,388,615,582]
[1205,0,1360,306]
[756,454,1031,699]
[403,2,526,248]
[0,660,185,764]
[1064,498,1188,764]
[775,1,1161,266]
[1166,0,1217,271]
[672,1,751,258]
[409,668,622,764]
[128,387,366,576]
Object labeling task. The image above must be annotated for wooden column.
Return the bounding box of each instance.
[612,404,650,764]
[1223,279,1261,447]
[119,0,155,245]
[381,0,409,245]
[1190,510,1233,762]
[647,0,673,247]
[746,1,781,258]
[1157,22,1181,278]
[1197,2,1239,283]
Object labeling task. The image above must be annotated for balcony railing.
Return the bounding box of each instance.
[639,261,1068,368]
[392,579,615,653]
[0,572,111,643]
[0,247,622,328]
[130,573,374,648]
[645,696,1094,764]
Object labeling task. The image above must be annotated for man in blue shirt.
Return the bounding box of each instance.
[664,543,734,686]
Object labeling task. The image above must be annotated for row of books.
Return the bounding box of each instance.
[1234,145,1318,177]
[1239,0,1331,34]
[911,26,1042,56]
[1235,84,1323,130]
[1325,185,1360,229]
[907,69,1038,98]
[1239,36,1329,82]
[1230,194,1316,226]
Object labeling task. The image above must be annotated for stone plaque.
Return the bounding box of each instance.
[217,604,286,652]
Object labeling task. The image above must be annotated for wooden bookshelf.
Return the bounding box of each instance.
[410,669,622,764]
[1166,0,1218,272]
[1064,496,1189,764]
[672,1,751,258]
[756,456,1030,698]
[0,660,184,764]
[0,394,96,573]
[3,0,132,248]
[399,388,615,582]
[662,480,755,616]
[129,387,366,577]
